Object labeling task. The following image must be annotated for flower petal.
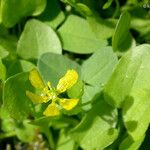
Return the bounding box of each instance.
[56,70,78,93]
[59,98,79,110]
[26,91,49,104]
[43,102,60,116]
[29,69,45,89]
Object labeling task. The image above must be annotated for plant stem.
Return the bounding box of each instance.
[43,127,55,150]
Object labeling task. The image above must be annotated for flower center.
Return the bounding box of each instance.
[41,82,58,102]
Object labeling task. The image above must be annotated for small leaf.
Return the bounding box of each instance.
[15,120,37,143]
[17,19,62,59]
[123,89,150,141]
[81,46,118,86]
[71,99,118,150]
[57,130,75,150]
[38,53,81,87]
[3,72,34,121]
[7,60,35,77]
[112,11,135,52]
[103,0,113,9]
[38,0,65,29]
[1,0,46,27]
[0,34,17,60]
[104,44,150,140]
[0,59,6,81]
[0,46,9,59]
[67,80,84,99]
[58,15,107,54]
[87,15,116,40]
[1,108,16,132]
[131,18,150,43]
[81,85,102,110]
[104,44,150,108]
[75,3,93,16]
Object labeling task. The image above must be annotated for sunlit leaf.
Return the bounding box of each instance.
[112,11,135,52]
[71,98,118,150]
[17,19,62,59]
[58,15,107,54]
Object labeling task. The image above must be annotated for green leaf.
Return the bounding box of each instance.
[103,0,113,9]
[31,116,58,149]
[112,11,135,52]
[0,46,9,59]
[19,60,35,72]
[0,34,17,60]
[75,3,93,16]
[131,18,150,43]
[81,47,118,86]
[1,108,16,133]
[56,130,75,150]
[0,81,3,105]
[104,44,150,108]
[17,19,62,59]
[87,16,116,40]
[64,0,76,6]
[0,0,46,27]
[71,99,118,150]
[131,18,150,35]
[38,53,81,87]
[67,80,84,99]
[81,85,102,110]
[58,15,107,54]
[119,135,145,150]
[123,90,150,141]
[38,0,65,29]
[81,47,117,110]
[7,60,35,77]
[15,120,37,143]
[3,72,34,121]
[0,59,6,80]
[104,44,150,140]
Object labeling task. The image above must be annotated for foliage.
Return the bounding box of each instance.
[0,0,150,150]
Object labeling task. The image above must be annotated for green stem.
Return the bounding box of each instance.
[43,127,55,150]
[113,0,120,18]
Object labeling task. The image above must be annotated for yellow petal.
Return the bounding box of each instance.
[43,102,60,116]
[57,70,78,93]
[29,69,45,89]
[26,91,49,104]
[59,98,79,110]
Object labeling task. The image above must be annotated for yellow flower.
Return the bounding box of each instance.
[26,69,79,117]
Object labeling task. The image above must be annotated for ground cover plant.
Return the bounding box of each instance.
[0,0,150,149]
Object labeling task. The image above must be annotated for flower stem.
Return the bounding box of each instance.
[43,127,55,149]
